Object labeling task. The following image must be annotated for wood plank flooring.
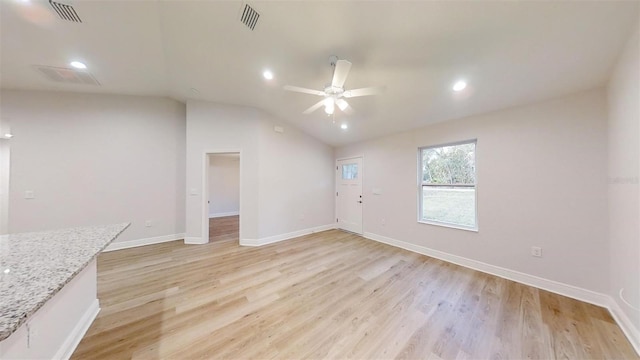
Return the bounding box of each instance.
[209,216,239,243]
[71,230,638,359]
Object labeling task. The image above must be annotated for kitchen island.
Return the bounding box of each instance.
[0,223,129,359]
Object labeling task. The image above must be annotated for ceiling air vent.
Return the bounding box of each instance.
[33,65,100,86]
[49,0,82,23]
[239,3,260,31]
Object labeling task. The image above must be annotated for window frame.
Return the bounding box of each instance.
[417,139,478,232]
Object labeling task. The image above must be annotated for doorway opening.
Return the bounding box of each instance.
[205,152,240,243]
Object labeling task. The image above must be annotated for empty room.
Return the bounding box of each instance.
[0,1,638,359]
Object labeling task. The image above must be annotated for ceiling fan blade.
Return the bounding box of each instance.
[284,85,325,96]
[335,99,353,114]
[331,60,352,88]
[302,99,326,114]
[343,86,382,98]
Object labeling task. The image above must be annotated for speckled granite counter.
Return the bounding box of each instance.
[0,223,129,341]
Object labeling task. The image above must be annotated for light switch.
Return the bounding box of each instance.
[372,188,382,195]
[189,188,198,196]
[24,190,35,199]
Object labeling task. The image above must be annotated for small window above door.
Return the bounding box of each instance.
[342,164,358,180]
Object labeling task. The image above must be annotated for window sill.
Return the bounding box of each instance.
[418,220,478,233]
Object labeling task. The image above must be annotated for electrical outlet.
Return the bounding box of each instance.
[381,218,386,226]
[531,246,542,257]
[145,220,152,227]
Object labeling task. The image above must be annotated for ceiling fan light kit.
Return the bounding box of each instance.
[284,55,381,120]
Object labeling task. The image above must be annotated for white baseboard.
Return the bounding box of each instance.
[240,224,336,247]
[104,233,185,252]
[363,231,640,355]
[363,231,610,305]
[53,299,100,360]
[184,236,208,245]
[607,297,640,356]
[208,211,239,218]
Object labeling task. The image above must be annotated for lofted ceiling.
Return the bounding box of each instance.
[1,0,638,146]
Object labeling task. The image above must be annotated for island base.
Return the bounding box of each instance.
[0,260,98,360]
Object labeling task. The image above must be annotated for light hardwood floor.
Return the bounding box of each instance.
[209,215,239,243]
[71,230,638,359]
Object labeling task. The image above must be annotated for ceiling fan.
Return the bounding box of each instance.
[284,55,381,115]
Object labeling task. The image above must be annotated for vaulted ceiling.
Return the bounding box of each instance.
[1,1,638,146]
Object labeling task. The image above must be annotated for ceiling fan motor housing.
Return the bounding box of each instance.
[324,85,344,97]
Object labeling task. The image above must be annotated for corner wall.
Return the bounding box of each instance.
[1,90,186,243]
[185,100,334,244]
[607,22,640,346]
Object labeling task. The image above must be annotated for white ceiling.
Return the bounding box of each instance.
[1,1,638,146]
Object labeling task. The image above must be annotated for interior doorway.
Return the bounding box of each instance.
[205,152,240,243]
[336,156,363,234]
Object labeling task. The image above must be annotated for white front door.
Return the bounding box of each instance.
[336,157,363,234]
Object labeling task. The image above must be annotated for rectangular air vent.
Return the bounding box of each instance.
[49,0,82,23]
[239,4,260,31]
[33,65,100,86]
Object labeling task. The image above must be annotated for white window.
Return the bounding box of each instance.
[342,163,358,180]
[419,140,477,230]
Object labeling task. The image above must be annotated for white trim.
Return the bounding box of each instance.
[418,220,479,232]
[607,297,640,356]
[209,211,239,218]
[184,236,208,245]
[363,231,609,306]
[240,224,336,247]
[53,299,100,360]
[335,154,365,162]
[362,231,640,355]
[103,233,185,252]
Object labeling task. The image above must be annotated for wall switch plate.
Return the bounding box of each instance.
[531,246,542,257]
[372,188,382,195]
[145,220,152,227]
[24,190,34,199]
[189,188,198,196]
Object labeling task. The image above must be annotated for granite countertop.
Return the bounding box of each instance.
[0,223,129,341]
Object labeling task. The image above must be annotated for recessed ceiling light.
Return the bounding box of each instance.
[453,80,467,92]
[263,70,274,80]
[4,133,13,139]
[70,61,87,69]
[340,123,348,130]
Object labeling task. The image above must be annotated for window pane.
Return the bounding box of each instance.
[422,186,476,228]
[422,143,475,185]
[342,164,358,180]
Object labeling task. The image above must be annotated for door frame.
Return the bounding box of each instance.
[201,149,242,244]
[335,155,364,235]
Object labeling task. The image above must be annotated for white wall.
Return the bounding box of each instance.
[1,90,186,243]
[185,100,334,243]
[607,23,640,335]
[336,89,609,293]
[0,137,9,235]
[208,155,240,217]
[257,115,335,238]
